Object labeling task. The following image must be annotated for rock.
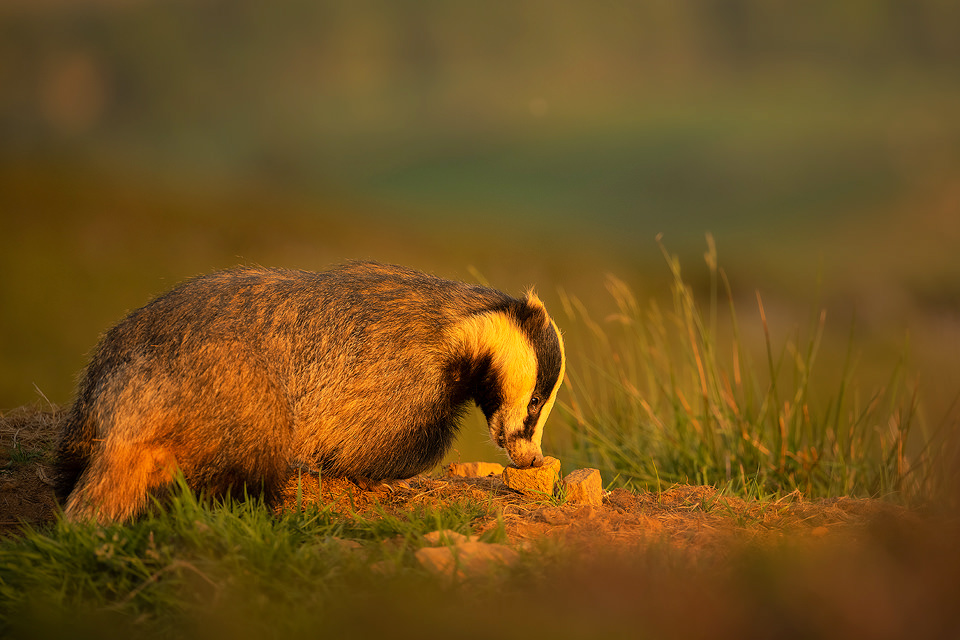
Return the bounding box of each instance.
[455,541,518,573]
[423,529,473,545]
[415,541,518,580]
[328,537,364,552]
[562,468,603,506]
[501,456,561,496]
[415,546,459,577]
[446,462,506,478]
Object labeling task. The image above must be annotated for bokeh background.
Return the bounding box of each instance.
[2,1,959,463]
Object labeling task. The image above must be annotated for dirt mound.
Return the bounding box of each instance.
[273,471,916,555]
[5,407,960,639]
[2,406,919,555]
[0,406,61,534]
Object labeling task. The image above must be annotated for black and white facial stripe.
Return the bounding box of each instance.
[454,291,565,467]
[518,312,564,442]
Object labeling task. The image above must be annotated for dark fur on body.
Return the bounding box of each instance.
[56,262,564,522]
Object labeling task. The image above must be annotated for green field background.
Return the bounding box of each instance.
[2,0,959,466]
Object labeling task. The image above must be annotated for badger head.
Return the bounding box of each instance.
[456,292,565,468]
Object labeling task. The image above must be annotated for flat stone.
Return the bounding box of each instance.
[423,529,473,546]
[455,541,518,573]
[327,537,364,552]
[415,541,518,580]
[501,456,561,496]
[446,462,506,478]
[562,468,603,506]
[415,546,459,577]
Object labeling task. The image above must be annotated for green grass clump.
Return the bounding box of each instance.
[558,236,932,501]
[0,478,501,638]
[3,442,44,468]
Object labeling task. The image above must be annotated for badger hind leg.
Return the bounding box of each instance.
[63,441,180,523]
[62,344,294,523]
[63,409,294,524]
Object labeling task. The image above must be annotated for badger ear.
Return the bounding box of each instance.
[524,289,546,311]
[516,289,550,330]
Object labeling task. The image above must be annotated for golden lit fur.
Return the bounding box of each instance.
[56,262,565,522]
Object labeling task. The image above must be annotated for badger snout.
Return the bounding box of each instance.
[507,445,544,469]
[490,415,545,468]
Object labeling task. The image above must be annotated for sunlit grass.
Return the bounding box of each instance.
[0,477,503,636]
[556,236,934,501]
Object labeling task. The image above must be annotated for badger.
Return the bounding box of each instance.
[55,261,566,522]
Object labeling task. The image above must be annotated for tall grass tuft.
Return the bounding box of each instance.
[557,236,931,501]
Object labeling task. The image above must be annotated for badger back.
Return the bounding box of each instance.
[283,262,523,477]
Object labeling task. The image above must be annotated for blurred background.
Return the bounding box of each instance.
[1,1,959,460]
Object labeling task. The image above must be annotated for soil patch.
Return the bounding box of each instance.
[5,406,960,639]
[0,406,921,554]
[0,406,61,534]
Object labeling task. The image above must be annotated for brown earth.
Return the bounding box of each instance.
[4,405,960,639]
[0,405,932,549]
[0,406,61,533]
[276,469,926,559]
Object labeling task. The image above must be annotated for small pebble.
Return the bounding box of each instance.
[423,529,473,545]
[502,456,561,496]
[562,468,603,506]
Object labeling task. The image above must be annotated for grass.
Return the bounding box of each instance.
[11,474,957,640]
[0,477,506,638]
[0,238,956,637]
[3,441,43,468]
[556,235,936,502]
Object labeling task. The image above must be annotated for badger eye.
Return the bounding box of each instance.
[528,396,541,412]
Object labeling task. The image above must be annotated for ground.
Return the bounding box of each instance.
[0,406,60,534]
[0,405,924,549]
[4,406,960,639]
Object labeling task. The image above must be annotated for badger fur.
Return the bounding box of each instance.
[55,261,565,522]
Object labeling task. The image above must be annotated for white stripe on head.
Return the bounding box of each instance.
[530,317,565,449]
[451,310,538,415]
